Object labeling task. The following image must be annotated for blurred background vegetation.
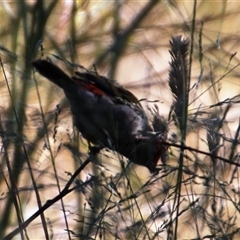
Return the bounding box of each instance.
[1,0,240,239]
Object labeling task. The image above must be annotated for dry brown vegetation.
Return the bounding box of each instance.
[1,1,240,239]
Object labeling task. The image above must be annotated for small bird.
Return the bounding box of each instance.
[32,59,167,172]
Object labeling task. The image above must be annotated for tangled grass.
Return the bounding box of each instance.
[0,1,240,239]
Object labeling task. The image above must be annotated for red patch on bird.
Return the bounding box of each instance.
[76,80,104,97]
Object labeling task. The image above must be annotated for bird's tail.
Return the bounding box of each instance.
[32,60,75,90]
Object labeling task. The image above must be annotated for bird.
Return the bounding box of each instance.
[32,59,167,173]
